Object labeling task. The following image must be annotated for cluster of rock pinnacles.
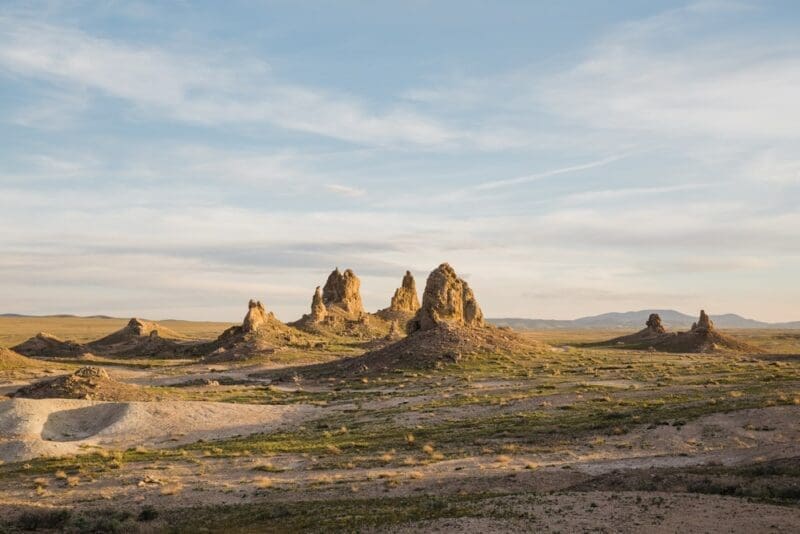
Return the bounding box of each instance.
[253,263,485,335]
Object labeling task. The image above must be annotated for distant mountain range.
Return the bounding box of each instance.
[489,310,800,330]
[0,313,116,319]
[4,311,799,330]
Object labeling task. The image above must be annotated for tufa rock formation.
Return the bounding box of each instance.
[322,268,364,316]
[242,300,270,333]
[389,271,420,313]
[376,270,421,329]
[306,263,546,375]
[692,310,714,332]
[291,268,393,340]
[310,286,327,323]
[599,309,762,353]
[408,263,484,333]
[601,313,670,347]
[194,299,318,362]
[645,313,666,334]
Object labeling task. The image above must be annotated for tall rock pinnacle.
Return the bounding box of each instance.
[389,271,420,313]
[408,263,484,333]
[322,268,364,316]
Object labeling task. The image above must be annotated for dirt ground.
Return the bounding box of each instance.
[1,321,799,532]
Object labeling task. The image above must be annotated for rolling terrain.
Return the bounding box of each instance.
[1,269,799,532]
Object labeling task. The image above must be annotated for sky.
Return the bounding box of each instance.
[1,0,799,323]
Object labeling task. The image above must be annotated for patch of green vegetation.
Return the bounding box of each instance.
[160,492,500,532]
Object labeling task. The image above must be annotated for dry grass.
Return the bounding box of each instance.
[0,315,233,347]
[254,476,274,489]
[160,482,184,496]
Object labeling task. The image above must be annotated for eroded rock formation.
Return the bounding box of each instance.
[322,268,364,316]
[242,299,270,333]
[692,310,714,332]
[389,271,420,313]
[408,263,484,333]
[310,286,327,322]
[645,313,666,334]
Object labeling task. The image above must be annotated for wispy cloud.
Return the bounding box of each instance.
[560,183,714,204]
[325,184,366,198]
[0,16,461,148]
[539,4,800,141]
[1,2,798,322]
[473,153,631,191]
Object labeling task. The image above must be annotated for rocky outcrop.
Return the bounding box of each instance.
[692,310,714,332]
[310,286,327,323]
[646,313,666,334]
[292,272,392,340]
[85,318,186,358]
[13,366,152,401]
[408,263,484,333]
[322,268,364,316]
[90,318,184,348]
[242,300,270,333]
[12,332,85,358]
[125,318,157,336]
[389,271,420,313]
[601,313,669,347]
[193,299,318,362]
[599,309,762,353]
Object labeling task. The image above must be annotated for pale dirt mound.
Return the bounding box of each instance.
[11,332,85,358]
[12,366,153,401]
[0,397,322,462]
[337,324,548,374]
[0,348,42,371]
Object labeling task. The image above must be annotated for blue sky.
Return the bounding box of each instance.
[1,0,799,322]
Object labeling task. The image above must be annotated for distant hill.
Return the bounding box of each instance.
[489,310,800,330]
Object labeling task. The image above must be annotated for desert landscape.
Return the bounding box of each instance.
[3,2,799,532]
[1,264,798,532]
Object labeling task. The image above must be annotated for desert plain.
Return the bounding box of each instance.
[1,265,799,533]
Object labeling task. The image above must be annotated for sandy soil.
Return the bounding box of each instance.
[382,492,800,533]
[0,397,322,462]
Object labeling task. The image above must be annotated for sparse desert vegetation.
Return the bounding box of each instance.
[1,266,799,532]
